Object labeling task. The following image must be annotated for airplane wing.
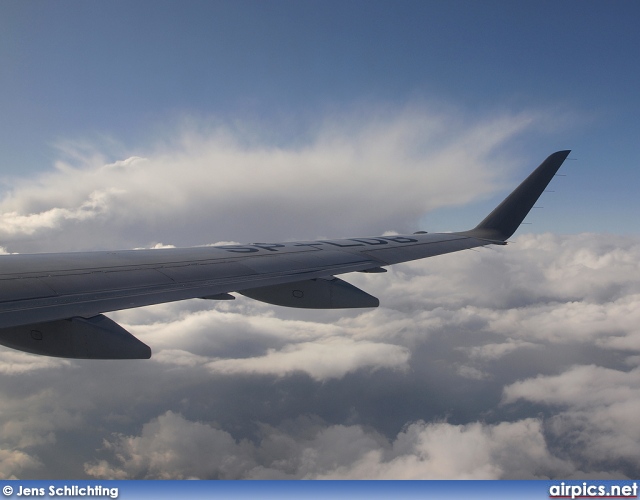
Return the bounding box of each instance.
[0,151,570,359]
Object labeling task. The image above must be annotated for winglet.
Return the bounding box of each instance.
[460,150,571,242]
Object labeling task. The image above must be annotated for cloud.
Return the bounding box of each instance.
[0,351,71,375]
[2,230,640,479]
[151,340,410,382]
[504,365,640,473]
[0,107,539,252]
[0,189,123,236]
[201,339,410,381]
[312,419,575,479]
[132,305,410,380]
[0,448,41,480]
[84,411,255,480]
[0,110,638,480]
[0,388,89,449]
[84,412,573,479]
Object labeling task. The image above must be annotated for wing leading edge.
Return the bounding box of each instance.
[0,151,570,359]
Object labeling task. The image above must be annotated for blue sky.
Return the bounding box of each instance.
[1,0,639,235]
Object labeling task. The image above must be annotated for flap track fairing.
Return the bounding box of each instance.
[0,314,151,359]
[239,277,379,309]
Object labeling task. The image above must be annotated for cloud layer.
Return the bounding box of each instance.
[1,231,639,479]
[0,107,536,252]
[1,109,637,480]
[84,412,573,479]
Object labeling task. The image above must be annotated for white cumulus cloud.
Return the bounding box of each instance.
[0,107,542,252]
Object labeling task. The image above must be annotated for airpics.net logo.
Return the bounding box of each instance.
[550,482,638,499]
[2,485,118,498]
